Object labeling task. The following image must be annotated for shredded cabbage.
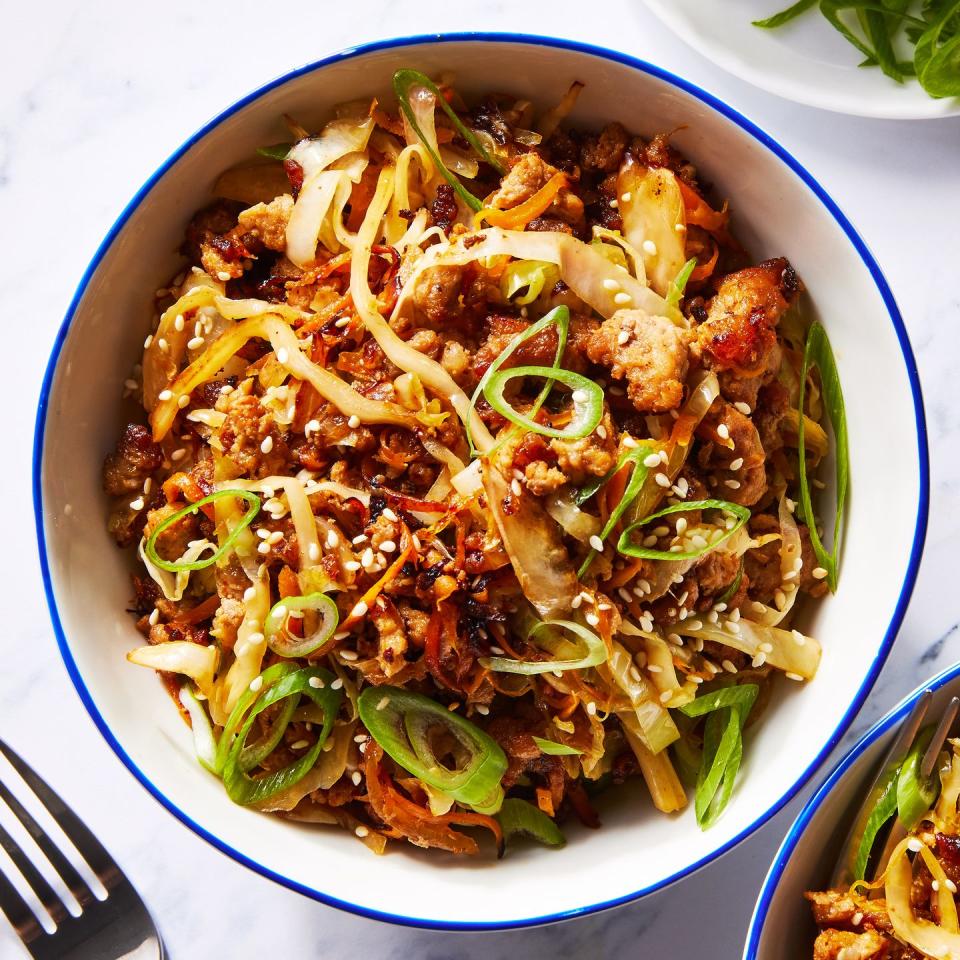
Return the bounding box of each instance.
[128,641,218,701]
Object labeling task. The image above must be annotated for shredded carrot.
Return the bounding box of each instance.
[346,165,380,231]
[690,239,719,282]
[342,527,415,629]
[604,555,646,589]
[161,472,215,520]
[536,788,556,818]
[678,180,728,234]
[473,171,567,230]
[173,594,220,626]
[371,107,404,137]
[296,292,353,337]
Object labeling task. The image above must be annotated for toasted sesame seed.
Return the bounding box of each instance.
[783,570,797,581]
[173,314,185,332]
[707,610,719,623]
[260,436,274,454]
[589,534,605,552]
[585,701,598,716]
[572,389,589,404]
[785,672,805,682]
[647,664,663,674]
[729,607,741,623]
[379,507,399,525]
[361,547,375,568]
[354,825,370,839]
[157,389,173,401]
[346,415,361,429]
[249,676,264,693]
[148,608,160,626]
[340,650,359,662]
[608,198,619,209]
[511,478,523,497]
[734,401,752,415]
[617,330,630,346]
[621,191,632,202]
[812,566,828,580]
[643,453,661,468]
[655,472,671,488]
[489,645,505,656]
[176,394,190,409]
[257,542,270,555]
[129,496,145,511]
[642,240,658,256]
[602,278,620,291]
[907,837,923,853]
[613,292,632,305]
[267,530,283,545]
[157,337,168,352]
[792,630,807,646]
[717,424,730,441]
[721,659,738,673]
[729,457,744,471]
[329,677,344,691]
[947,879,958,894]
[585,612,600,627]
[571,595,582,609]
[143,334,154,349]
[351,601,368,618]
[752,653,767,668]
[247,631,265,646]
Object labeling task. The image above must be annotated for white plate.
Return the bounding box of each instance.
[745,662,960,959]
[34,33,928,928]
[644,0,960,119]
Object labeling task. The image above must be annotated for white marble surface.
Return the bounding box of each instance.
[2,2,958,957]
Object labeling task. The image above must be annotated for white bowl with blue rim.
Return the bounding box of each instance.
[34,33,928,928]
[744,663,960,959]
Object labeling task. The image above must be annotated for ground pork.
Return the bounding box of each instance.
[103,424,163,496]
[490,152,584,229]
[697,401,768,506]
[216,393,289,478]
[585,309,689,413]
[236,194,294,252]
[412,265,463,327]
[812,928,890,960]
[695,259,800,384]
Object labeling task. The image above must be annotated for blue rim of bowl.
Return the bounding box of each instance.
[32,31,929,931]
[743,659,960,959]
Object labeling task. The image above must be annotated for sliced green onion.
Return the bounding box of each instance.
[716,560,744,606]
[500,260,559,306]
[618,499,750,561]
[257,142,293,161]
[897,725,940,831]
[679,684,759,829]
[665,257,698,307]
[496,798,565,847]
[220,665,342,806]
[851,764,900,882]
[480,619,607,675]
[797,321,849,592]
[467,305,569,456]
[915,2,960,98]
[393,69,492,212]
[577,443,656,577]
[358,687,507,811]
[532,736,583,756]
[484,365,603,441]
[265,593,339,658]
[393,69,506,175]
[178,685,219,773]
[145,489,260,572]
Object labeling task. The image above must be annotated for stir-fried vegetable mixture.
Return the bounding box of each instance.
[807,731,960,959]
[104,69,845,856]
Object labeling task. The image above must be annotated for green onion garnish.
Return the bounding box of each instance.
[480,619,607,675]
[716,560,744,606]
[496,798,566,848]
[851,763,900,881]
[392,68,503,213]
[577,443,656,577]
[218,664,342,805]
[145,490,261,572]
[264,593,339,658]
[483,365,604,441]
[358,687,508,812]
[500,259,559,306]
[532,736,583,756]
[897,724,940,831]
[617,499,750,561]
[797,321,849,592]
[467,305,569,457]
[679,683,759,829]
[665,257,698,308]
[256,142,293,161]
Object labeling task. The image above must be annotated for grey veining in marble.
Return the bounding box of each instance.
[2,1,958,957]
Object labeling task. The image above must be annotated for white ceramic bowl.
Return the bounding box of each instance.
[744,663,960,959]
[643,0,960,120]
[34,33,928,929]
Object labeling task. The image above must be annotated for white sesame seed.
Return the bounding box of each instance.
[511,478,523,497]
[783,570,797,581]
[249,676,263,692]
[351,601,368,618]
[602,278,620,291]
[173,314,185,332]
[344,560,362,572]
[792,630,807,646]
[752,653,767,668]
[589,535,605,552]
[621,191,632,202]
[257,542,271,555]
[617,330,630,346]
[584,701,598,716]
[585,612,600,627]
[129,497,145,511]
[812,566,828,580]
[947,879,957,894]
[717,424,730,441]
[157,338,168,352]
[143,335,154,349]
[571,389,589,404]
[647,664,663,674]
[381,507,399,525]
[571,595,582,609]
[355,825,370,838]
[907,837,923,853]
[759,642,774,654]
[721,659,738,673]
[608,198,619,209]
[643,453,661,468]
[267,530,283,545]
[157,389,173,401]
[729,458,744,471]
[340,650,359,662]
[148,608,160,626]
[734,402,752,416]
[785,672,805,682]
[655,472,671,488]
[361,547,375,567]
[613,292,632,305]
[247,631,265,646]
[729,607,741,623]
[217,271,231,282]
[260,436,274,454]
[347,415,361,429]
[177,394,190,409]
[642,239,658,256]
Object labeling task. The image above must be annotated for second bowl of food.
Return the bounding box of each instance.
[35,34,927,927]
[746,663,960,959]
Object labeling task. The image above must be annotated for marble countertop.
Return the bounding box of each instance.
[2,1,958,956]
